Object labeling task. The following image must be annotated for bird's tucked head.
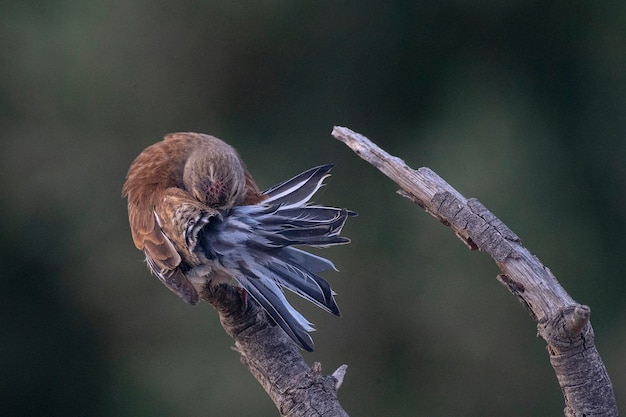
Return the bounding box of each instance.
[182,137,247,210]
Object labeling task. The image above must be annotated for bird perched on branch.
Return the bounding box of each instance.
[122,132,354,351]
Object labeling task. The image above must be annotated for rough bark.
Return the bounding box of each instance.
[201,284,349,417]
[331,126,618,417]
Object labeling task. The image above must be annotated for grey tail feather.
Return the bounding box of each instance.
[252,206,353,248]
[235,263,315,352]
[266,249,340,316]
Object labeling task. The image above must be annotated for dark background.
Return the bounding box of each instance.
[2,2,625,416]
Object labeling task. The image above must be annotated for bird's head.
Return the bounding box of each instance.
[182,136,247,210]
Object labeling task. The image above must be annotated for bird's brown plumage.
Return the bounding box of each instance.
[122,132,265,303]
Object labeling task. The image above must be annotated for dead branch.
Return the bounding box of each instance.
[201,284,349,417]
[331,126,618,417]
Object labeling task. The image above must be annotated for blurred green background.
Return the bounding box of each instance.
[2,1,625,416]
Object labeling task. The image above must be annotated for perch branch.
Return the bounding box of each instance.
[201,284,349,417]
[331,126,618,417]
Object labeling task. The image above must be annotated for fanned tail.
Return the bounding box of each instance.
[198,165,354,351]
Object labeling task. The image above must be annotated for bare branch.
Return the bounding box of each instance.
[201,284,349,417]
[331,126,618,417]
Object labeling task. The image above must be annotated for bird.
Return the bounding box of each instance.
[122,132,354,351]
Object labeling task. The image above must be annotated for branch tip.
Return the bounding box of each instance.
[566,304,591,335]
[332,364,348,390]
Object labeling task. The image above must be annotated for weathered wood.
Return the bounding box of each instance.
[201,284,349,417]
[331,126,618,417]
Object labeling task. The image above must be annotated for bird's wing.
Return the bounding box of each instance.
[144,256,199,305]
[127,191,200,305]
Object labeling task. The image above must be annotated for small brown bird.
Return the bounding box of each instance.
[123,132,354,351]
